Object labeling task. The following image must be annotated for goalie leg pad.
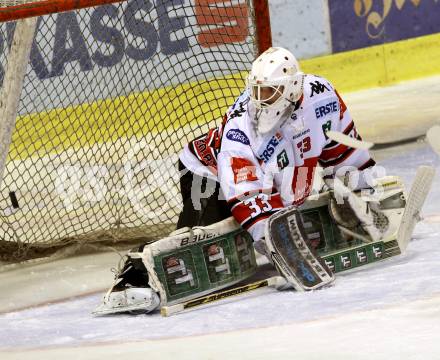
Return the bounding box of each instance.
[143,217,258,305]
[265,206,335,291]
[94,218,256,314]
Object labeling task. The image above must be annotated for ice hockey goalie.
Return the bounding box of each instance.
[93,47,418,315]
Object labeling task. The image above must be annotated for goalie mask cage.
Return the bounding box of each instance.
[0,0,271,264]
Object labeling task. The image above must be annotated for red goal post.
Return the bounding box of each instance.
[0,0,272,265]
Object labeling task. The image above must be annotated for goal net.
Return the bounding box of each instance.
[0,0,270,264]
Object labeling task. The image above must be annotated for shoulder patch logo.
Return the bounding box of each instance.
[277,150,289,170]
[310,81,330,97]
[228,97,249,120]
[226,129,250,145]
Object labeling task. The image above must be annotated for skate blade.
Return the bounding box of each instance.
[92,302,151,316]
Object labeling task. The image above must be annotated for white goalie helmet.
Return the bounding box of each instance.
[247,47,304,134]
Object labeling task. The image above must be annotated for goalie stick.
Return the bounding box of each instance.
[426,125,440,156]
[397,165,435,251]
[326,130,374,150]
[328,126,440,154]
[160,276,286,316]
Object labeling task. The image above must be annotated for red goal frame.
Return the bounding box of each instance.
[0,0,272,53]
[0,0,128,21]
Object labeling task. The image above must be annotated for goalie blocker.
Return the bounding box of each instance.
[265,206,335,291]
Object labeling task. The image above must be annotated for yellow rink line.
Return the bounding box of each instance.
[9,73,247,161]
[302,32,440,92]
[8,33,440,161]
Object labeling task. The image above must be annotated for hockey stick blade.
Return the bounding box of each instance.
[160,276,286,317]
[397,165,435,251]
[426,125,440,156]
[326,131,374,150]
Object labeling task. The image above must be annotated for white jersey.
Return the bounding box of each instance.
[181,74,375,240]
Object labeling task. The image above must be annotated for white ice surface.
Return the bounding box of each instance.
[1,143,440,359]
